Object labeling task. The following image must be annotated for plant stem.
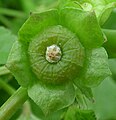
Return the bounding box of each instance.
[0,87,28,120]
[0,8,25,18]
[22,101,31,118]
[0,66,10,76]
[0,79,15,95]
[0,15,12,28]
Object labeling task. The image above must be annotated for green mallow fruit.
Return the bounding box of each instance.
[6,1,111,115]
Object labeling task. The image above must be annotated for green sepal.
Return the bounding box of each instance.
[109,59,116,80]
[58,0,82,10]
[75,87,87,109]
[73,85,93,109]
[75,0,116,25]
[60,7,104,49]
[99,2,116,26]
[64,105,96,120]
[28,81,75,115]
[6,41,35,87]
[18,9,59,43]
[77,47,111,87]
[74,82,94,102]
[81,2,93,11]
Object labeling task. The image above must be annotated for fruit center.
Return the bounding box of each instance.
[46,44,62,63]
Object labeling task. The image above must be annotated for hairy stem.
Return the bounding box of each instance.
[0,79,15,95]
[0,87,28,120]
[0,66,10,76]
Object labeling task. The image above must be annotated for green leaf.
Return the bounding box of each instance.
[29,98,66,120]
[88,77,116,119]
[19,9,58,43]
[0,27,17,64]
[73,85,93,109]
[72,0,105,16]
[58,0,82,9]
[99,2,116,26]
[74,82,94,102]
[80,2,93,11]
[105,0,116,4]
[6,41,35,87]
[78,47,111,87]
[103,29,116,58]
[102,8,116,30]
[60,8,104,49]
[28,82,75,115]
[64,105,96,120]
[75,88,88,109]
[76,0,116,25]
[109,59,116,80]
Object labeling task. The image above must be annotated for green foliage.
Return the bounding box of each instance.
[60,8,104,48]
[109,59,116,80]
[88,77,116,119]
[28,82,75,115]
[5,0,111,116]
[103,29,116,58]
[61,0,116,26]
[99,2,116,26]
[77,47,111,87]
[0,27,17,64]
[6,41,34,87]
[64,105,96,120]
[103,8,116,29]
[75,84,94,102]
[0,0,116,119]
[19,10,59,43]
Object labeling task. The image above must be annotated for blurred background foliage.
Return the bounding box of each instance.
[0,0,57,34]
[0,0,116,120]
